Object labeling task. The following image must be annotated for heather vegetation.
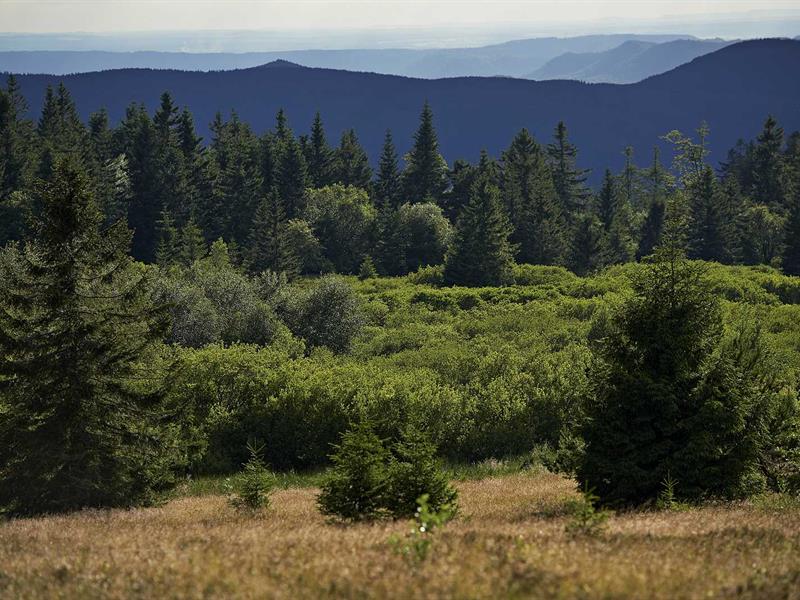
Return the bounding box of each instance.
[0,75,799,533]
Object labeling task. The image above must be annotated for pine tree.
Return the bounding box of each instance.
[444,174,515,286]
[0,158,174,516]
[306,111,334,188]
[333,129,372,189]
[374,199,405,275]
[374,130,401,208]
[402,102,448,204]
[37,83,88,180]
[596,169,618,231]
[501,129,565,265]
[547,121,590,223]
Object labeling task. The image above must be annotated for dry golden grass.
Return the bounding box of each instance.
[1,472,799,599]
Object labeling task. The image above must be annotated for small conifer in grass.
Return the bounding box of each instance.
[385,426,458,518]
[358,255,377,280]
[228,442,276,511]
[0,158,174,516]
[317,421,390,521]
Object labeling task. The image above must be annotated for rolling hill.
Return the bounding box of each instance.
[0,34,692,78]
[529,38,733,83]
[7,39,800,184]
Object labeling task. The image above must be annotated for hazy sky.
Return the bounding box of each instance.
[2,0,799,33]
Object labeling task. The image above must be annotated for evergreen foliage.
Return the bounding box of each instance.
[402,102,448,204]
[444,176,515,287]
[0,159,174,516]
[578,243,787,505]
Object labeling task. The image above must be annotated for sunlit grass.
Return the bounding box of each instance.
[2,472,798,599]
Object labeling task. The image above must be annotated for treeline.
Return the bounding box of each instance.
[2,76,800,285]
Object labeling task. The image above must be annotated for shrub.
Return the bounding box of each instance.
[279,276,365,353]
[385,427,458,518]
[228,442,276,511]
[389,493,457,563]
[317,421,391,521]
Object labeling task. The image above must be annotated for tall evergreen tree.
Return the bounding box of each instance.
[546,121,590,222]
[402,102,448,204]
[333,129,372,189]
[751,115,787,212]
[444,173,515,286]
[248,191,300,277]
[501,128,565,265]
[178,216,207,266]
[783,186,800,276]
[569,212,605,276]
[0,158,174,516]
[277,136,309,220]
[687,165,735,263]
[306,112,334,188]
[374,129,401,208]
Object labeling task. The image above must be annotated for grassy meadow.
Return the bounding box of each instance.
[1,470,799,599]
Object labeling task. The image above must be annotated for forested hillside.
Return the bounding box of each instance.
[6,39,800,182]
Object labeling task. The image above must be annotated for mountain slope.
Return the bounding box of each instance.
[529,39,732,83]
[8,39,799,184]
[0,34,692,78]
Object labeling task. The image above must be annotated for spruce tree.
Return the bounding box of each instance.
[179,217,207,266]
[444,174,515,286]
[578,242,780,504]
[277,136,309,220]
[374,129,401,208]
[333,129,372,189]
[546,121,590,222]
[306,112,334,188]
[782,187,800,276]
[155,208,180,267]
[0,158,174,516]
[402,102,448,204]
[569,212,605,276]
[751,115,786,212]
[501,128,565,265]
[686,165,735,263]
[248,191,300,277]
[637,198,666,260]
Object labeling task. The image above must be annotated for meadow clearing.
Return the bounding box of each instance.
[1,471,798,599]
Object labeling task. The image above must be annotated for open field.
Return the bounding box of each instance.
[1,472,799,599]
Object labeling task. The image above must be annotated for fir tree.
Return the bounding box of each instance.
[501,128,565,265]
[444,174,515,286]
[333,129,372,189]
[637,198,666,261]
[0,158,174,516]
[547,121,590,222]
[374,130,401,208]
[402,102,448,204]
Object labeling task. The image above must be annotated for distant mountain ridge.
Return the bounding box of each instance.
[0,34,694,78]
[8,39,800,186]
[529,39,733,83]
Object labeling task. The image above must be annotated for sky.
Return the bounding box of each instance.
[0,0,798,51]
